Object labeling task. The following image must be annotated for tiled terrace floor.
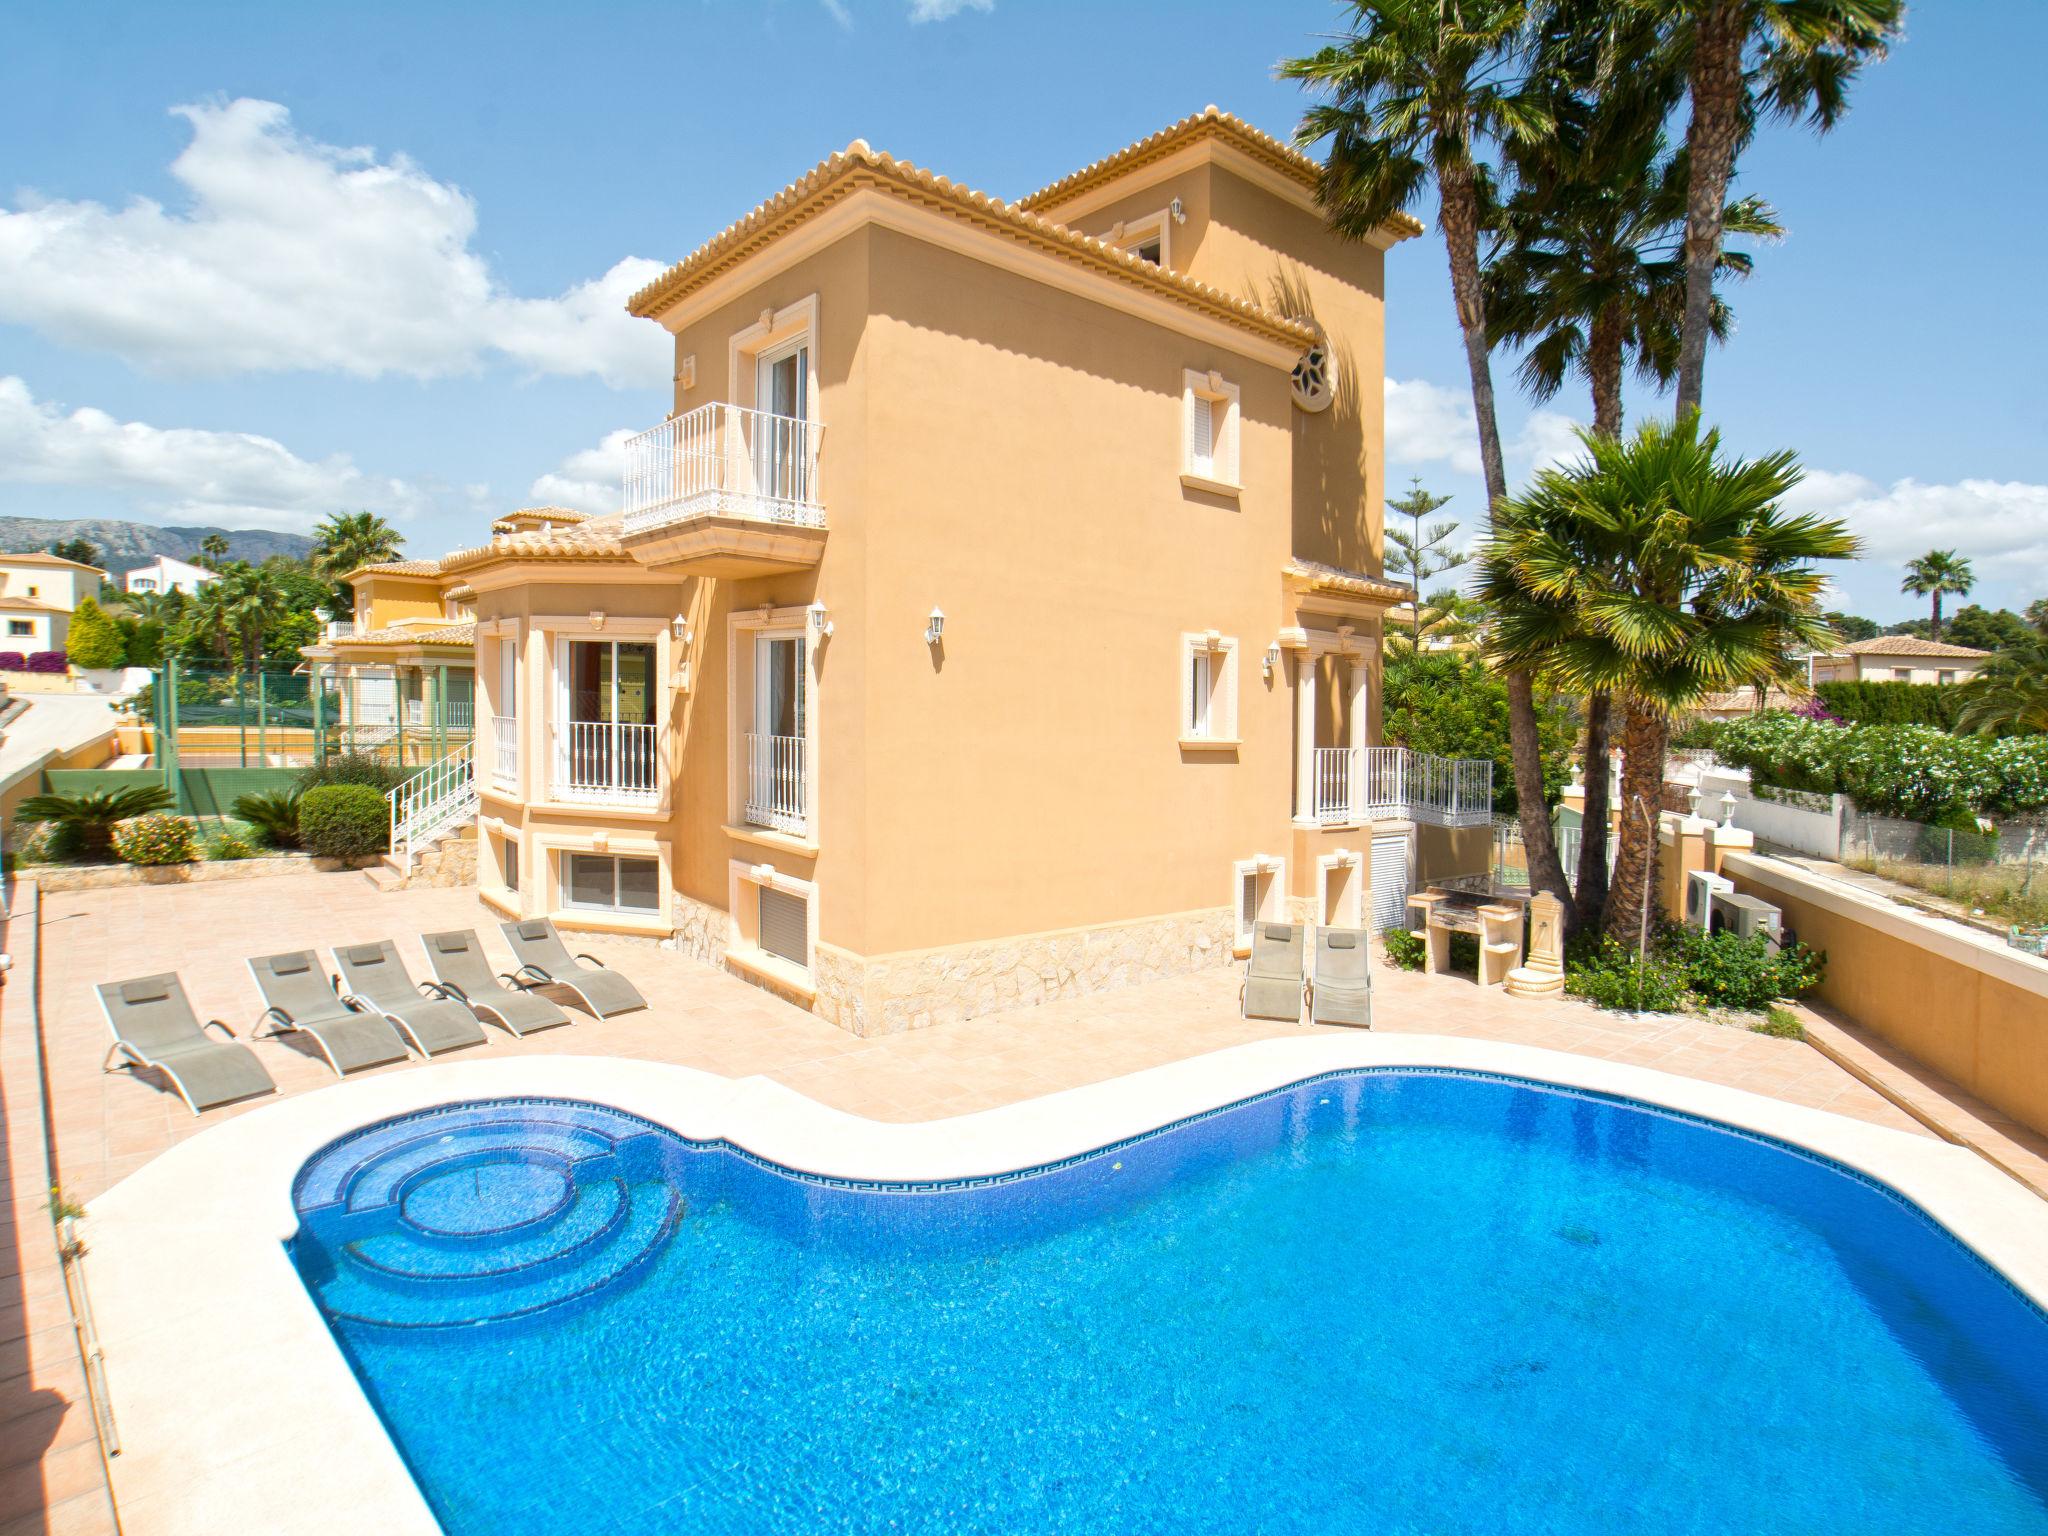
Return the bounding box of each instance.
[0,868,1951,1535]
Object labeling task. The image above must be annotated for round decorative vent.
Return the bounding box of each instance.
[1290,338,1335,414]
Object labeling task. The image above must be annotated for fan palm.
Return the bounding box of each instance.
[1283,0,1575,903]
[1957,625,2048,738]
[17,785,175,863]
[182,564,287,673]
[1660,0,1902,417]
[1900,550,1975,641]
[1484,416,1858,937]
[121,588,186,626]
[311,511,402,582]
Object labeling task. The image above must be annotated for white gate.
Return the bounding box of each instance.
[1369,834,1411,933]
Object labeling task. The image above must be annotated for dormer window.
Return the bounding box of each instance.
[1106,210,1173,269]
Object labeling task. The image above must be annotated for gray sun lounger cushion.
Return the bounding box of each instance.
[1241,922,1306,1023]
[333,941,487,1056]
[247,950,410,1076]
[1311,927,1374,1030]
[95,973,276,1115]
[499,919,647,1018]
[422,930,572,1036]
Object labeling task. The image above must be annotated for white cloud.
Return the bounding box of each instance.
[1383,376,1585,483]
[820,0,853,25]
[1788,473,2048,590]
[0,99,669,388]
[527,429,633,516]
[909,0,992,19]
[0,375,430,530]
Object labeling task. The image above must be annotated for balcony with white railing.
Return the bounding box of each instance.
[1310,746,1494,828]
[492,715,518,787]
[744,733,808,836]
[619,402,827,576]
[553,720,659,806]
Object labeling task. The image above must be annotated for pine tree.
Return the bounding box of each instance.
[1384,479,1466,648]
[65,597,126,670]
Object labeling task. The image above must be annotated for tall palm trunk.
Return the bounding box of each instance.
[1930,591,1944,640]
[1439,159,1571,904]
[1674,0,1746,419]
[1574,692,1613,928]
[1604,697,1671,940]
[1571,306,1625,928]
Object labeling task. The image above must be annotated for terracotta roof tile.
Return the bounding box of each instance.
[1284,558,1412,606]
[1843,635,1990,658]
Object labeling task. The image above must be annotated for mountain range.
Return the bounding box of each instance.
[0,517,315,573]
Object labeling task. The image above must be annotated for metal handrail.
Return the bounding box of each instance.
[622,401,824,534]
[1313,746,1494,827]
[388,741,477,873]
[745,732,807,834]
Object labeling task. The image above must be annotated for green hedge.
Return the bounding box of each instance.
[1812,680,1964,730]
[297,784,389,860]
[1714,711,2048,820]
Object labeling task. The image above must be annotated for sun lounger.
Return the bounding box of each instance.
[1240,921,1306,1022]
[420,930,573,1037]
[332,941,488,1056]
[498,919,647,1018]
[1309,926,1374,1029]
[246,950,410,1076]
[95,972,276,1114]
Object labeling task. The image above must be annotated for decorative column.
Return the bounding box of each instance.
[1293,651,1318,828]
[1344,649,1368,823]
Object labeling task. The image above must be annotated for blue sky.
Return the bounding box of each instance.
[2,0,2042,622]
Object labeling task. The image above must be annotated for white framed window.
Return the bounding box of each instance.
[1892,668,1912,681]
[1181,369,1241,493]
[7,621,30,637]
[562,852,661,915]
[498,834,520,895]
[1938,670,1956,685]
[1106,209,1172,267]
[729,606,817,842]
[1231,856,1284,954]
[1180,632,1238,744]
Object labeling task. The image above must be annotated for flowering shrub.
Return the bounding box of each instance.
[1714,711,2048,820]
[204,821,261,861]
[0,652,24,672]
[1791,695,1843,725]
[111,813,199,866]
[26,651,68,674]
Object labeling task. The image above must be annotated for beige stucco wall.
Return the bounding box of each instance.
[357,576,448,631]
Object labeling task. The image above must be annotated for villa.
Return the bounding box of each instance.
[120,554,216,598]
[0,549,108,651]
[1811,633,1991,685]
[364,108,1497,1034]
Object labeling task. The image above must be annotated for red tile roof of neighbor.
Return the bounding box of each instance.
[1839,635,1990,658]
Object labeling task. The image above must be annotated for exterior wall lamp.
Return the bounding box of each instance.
[925,607,945,646]
[671,615,691,644]
[807,602,834,642]
[588,610,606,632]
[1263,642,1280,680]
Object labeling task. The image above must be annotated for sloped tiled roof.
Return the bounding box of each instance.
[1018,104,1422,243]
[1284,558,1412,606]
[438,515,631,576]
[1844,635,1990,658]
[0,595,67,613]
[327,621,474,649]
[625,139,1319,350]
[0,551,108,574]
[349,558,442,579]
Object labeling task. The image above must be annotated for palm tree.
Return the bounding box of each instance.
[1957,624,2048,738]
[1663,0,1902,419]
[198,533,231,569]
[312,511,402,580]
[183,564,286,673]
[1484,416,1857,937]
[121,588,186,626]
[1284,0,1575,905]
[1901,550,1975,641]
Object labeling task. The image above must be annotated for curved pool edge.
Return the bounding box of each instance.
[81,1034,2048,1536]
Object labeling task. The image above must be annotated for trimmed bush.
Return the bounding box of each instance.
[26,651,68,674]
[0,652,24,672]
[1813,680,1964,730]
[297,784,389,860]
[112,813,199,866]
[1714,711,2048,820]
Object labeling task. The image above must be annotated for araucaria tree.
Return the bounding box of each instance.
[1385,479,1467,647]
[1663,0,1902,418]
[1901,550,1975,641]
[1484,416,1857,937]
[1285,0,1575,905]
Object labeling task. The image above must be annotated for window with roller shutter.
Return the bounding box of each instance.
[758,884,808,966]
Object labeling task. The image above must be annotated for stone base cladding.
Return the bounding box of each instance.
[668,888,728,967]
[814,906,1239,1038]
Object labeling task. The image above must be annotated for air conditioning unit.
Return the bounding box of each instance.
[1710,890,1783,948]
[1685,869,1733,930]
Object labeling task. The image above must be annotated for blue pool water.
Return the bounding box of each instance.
[290,1073,2048,1534]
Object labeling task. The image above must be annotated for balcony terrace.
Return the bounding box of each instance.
[619,402,826,577]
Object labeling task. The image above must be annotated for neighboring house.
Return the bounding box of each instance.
[123,554,218,597]
[300,554,479,763]
[0,551,108,651]
[391,109,1498,1034]
[1811,635,1991,686]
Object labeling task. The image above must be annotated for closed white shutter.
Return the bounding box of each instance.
[758,884,808,965]
[1237,868,1260,945]
[1216,640,1238,738]
[1369,835,1411,933]
[1188,393,1214,475]
[1215,393,1238,484]
[1189,647,1211,735]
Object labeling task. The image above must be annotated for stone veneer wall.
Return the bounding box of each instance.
[816,906,1239,1038]
[668,888,728,968]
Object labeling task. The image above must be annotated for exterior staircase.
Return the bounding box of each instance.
[368,742,478,891]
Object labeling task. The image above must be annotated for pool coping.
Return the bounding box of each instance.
[82,1033,2048,1536]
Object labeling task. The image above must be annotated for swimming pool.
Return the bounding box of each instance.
[290,1071,2048,1534]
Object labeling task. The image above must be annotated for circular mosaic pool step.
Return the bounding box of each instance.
[294,1102,682,1329]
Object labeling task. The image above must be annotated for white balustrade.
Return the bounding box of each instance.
[492,715,518,786]
[745,733,807,835]
[388,742,476,874]
[555,720,659,803]
[623,402,824,535]
[1310,745,1493,828]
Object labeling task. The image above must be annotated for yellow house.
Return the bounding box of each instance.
[0,551,108,652]
[403,109,1495,1034]
[301,552,480,765]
